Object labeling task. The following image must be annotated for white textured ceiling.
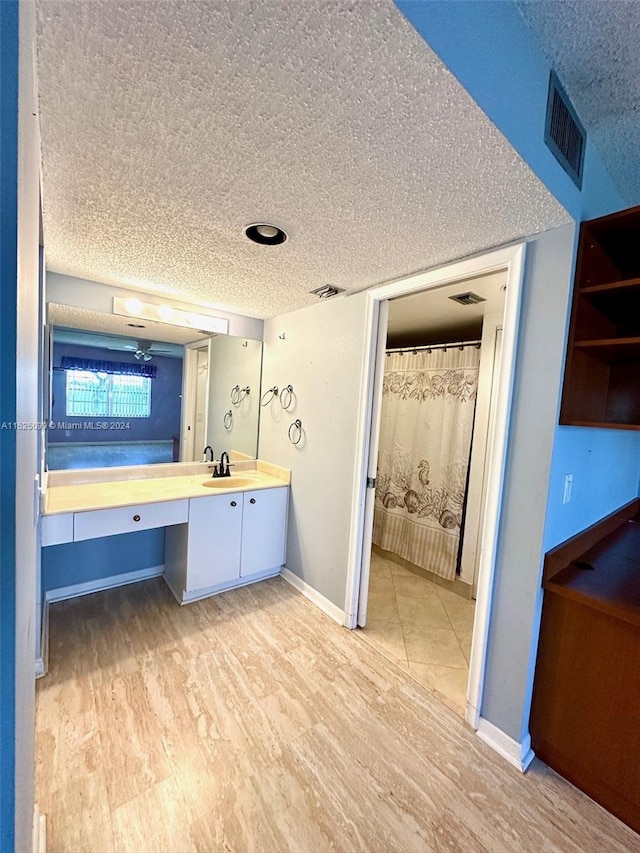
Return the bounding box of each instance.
[387,271,506,348]
[36,0,568,320]
[517,0,640,204]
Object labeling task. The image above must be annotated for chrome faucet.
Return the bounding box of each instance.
[203,445,214,462]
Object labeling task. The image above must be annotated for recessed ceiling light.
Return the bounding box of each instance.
[244,223,288,245]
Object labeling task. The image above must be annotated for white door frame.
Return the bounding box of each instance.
[180,339,211,462]
[343,243,526,730]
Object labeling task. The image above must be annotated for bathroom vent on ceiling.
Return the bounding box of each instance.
[309,284,345,299]
[545,70,586,189]
[448,292,486,306]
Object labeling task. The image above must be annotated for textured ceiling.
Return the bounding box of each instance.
[517,0,640,204]
[53,326,184,358]
[387,271,506,348]
[36,0,568,320]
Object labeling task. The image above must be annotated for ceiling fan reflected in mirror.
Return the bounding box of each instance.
[106,339,174,362]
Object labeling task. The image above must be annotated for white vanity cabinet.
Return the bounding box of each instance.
[164,486,288,603]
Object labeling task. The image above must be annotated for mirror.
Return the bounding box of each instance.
[46,302,263,470]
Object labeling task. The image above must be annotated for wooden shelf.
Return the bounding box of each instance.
[563,420,640,430]
[581,277,640,294]
[560,205,640,428]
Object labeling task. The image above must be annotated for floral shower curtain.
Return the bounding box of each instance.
[373,345,480,581]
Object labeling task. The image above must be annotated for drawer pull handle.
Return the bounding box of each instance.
[133,514,141,522]
[250,498,256,504]
[230,500,237,507]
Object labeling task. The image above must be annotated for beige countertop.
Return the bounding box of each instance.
[44,466,290,515]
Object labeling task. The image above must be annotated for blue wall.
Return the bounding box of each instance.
[42,529,165,592]
[0,3,19,847]
[51,343,183,443]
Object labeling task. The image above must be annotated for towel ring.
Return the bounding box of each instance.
[231,385,250,405]
[280,384,294,410]
[260,386,278,406]
[288,419,303,445]
[223,410,233,430]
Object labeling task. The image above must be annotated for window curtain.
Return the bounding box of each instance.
[373,345,480,581]
[60,356,157,378]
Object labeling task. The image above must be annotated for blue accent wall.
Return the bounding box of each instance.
[42,529,165,591]
[51,343,183,443]
[0,3,19,847]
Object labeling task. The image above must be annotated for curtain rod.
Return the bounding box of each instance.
[386,339,482,355]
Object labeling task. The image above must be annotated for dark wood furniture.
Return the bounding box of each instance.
[530,498,640,835]
[560,205,640,429]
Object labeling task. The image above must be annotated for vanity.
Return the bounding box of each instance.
[41,459,290,604]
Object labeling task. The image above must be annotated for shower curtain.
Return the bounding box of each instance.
[373,344,480,581]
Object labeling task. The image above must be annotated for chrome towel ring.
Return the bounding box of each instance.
[231,385,250,405]
[288,419,303,445]
[260,386,278,406]
[280,384,294,410]
[223,410,233,430]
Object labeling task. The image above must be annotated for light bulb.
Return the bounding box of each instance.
[256,224,279,238]
[124,297,143,315]
[158,304,175,322]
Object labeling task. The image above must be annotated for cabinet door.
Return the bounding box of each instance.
[240,488,288,577]
[186,493,242,591]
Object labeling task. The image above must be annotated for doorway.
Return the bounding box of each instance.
[344,244,526,728]
[357,274,505,715]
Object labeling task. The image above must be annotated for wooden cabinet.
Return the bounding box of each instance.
[530,499,640,835]
[164,486,289,602]
[560,205,640,429]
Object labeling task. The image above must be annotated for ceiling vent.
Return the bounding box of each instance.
[448,292,486,306]
[309,284,345,299]
[544,70,586,189]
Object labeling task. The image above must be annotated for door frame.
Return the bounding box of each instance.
[180,339,211,462]
[343,243,526,729]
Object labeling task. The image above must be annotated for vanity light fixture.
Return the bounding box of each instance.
[244,223,288,245]
[113,296,229,335]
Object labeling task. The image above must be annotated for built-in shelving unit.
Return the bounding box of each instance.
[560,205,640,429]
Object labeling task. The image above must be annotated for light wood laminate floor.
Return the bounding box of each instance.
[36,577,638,853]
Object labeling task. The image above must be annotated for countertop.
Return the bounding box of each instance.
[44,463,290,515]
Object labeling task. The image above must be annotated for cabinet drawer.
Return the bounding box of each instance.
[41,513,74,546]
[74,499,188,541]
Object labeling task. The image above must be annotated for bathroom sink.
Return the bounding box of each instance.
[200,476,259,489]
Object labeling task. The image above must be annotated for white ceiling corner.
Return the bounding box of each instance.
[36,0,569,320]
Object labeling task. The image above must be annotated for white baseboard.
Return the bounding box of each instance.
[45,564,164,604]
[32,803,46,853]
[35,599,50,678]
[280,567,345,625]
[476,717,535,772]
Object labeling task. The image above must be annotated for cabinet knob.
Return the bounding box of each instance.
[133,514,141,522]
[250,498,256,504]
[230,500,237,507]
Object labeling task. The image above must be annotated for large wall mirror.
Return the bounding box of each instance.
[46,302,263,470]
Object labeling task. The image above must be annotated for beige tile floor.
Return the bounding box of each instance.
[359,550,475,715]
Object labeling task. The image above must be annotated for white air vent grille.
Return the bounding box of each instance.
[309,284,345,299]
[448,292,486,306]
[545,70,585,189]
